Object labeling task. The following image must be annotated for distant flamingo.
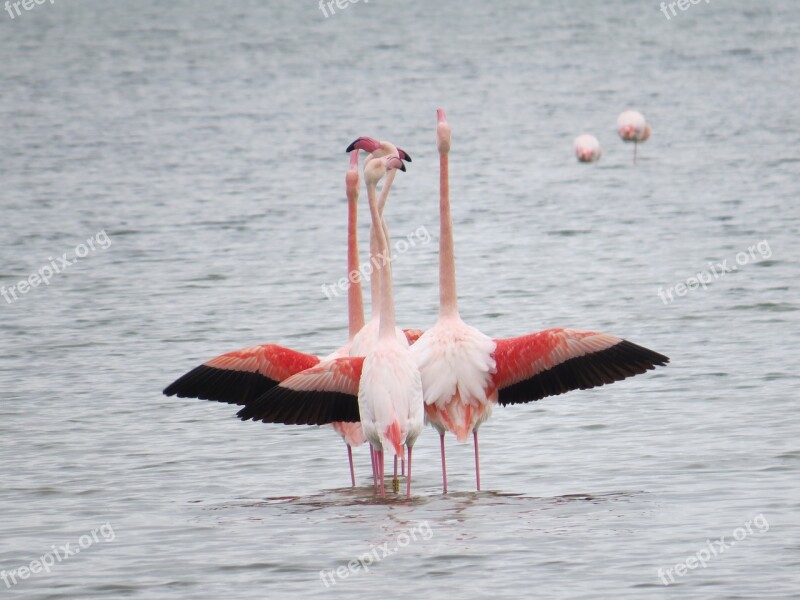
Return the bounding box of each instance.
[574,134,602,163]
[617,110,651,164]
[411,108,669,492]
[238,156,424,498]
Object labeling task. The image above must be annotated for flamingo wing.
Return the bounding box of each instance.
[491,328,668,406]
[237,356,364,425]
[402,328,425,345]
[163,344,320,406]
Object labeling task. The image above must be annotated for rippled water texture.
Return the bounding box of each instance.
[1,1,798,598]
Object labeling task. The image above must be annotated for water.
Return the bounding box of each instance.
[1,1,798,598]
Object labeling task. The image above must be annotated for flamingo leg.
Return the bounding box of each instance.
[439,433,448,494]
[370,446,377,490]
[347,444,355,487]
[633,141,638,165]
[401,458,405,477]
[378,450,385,498]
[473,429,481,491]
[406,446,413,499]
[394,455,398,479]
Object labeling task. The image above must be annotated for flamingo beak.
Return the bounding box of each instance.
[345,136,382,153]
[386,156,406,172]
[397,148,412,162]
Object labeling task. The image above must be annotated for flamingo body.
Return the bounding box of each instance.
[358,340,423,458]
[617,110,650,142]
[574,134,602,163]
[413,316,496,442]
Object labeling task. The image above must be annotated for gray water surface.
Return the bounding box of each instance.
[1,1,799,598]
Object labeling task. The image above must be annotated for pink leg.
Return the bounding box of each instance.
[473,429,481,491]
[394,455,398,479]
[406,446,413,499]
[439,433,448,494]
[347,445,355,487]
[370,446,377,490]
[401,458,405,477]
[378,450,385,498]
[633,141,638,165]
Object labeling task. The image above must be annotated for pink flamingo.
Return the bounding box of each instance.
[574,134,602,163]
[347,137,419,482]
[357,155,423,498]
[411,108,668,492]
[617,110,651,164]
[239,156,424,498]
[326,150,368,487]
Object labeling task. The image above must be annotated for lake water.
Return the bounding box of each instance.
[1,1,798,598]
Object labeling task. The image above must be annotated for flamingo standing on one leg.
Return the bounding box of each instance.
[617,110,651,164]
[411,108,669,493]
[239,156,424,499]
[574,134,602,163]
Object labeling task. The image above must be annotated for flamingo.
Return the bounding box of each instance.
[238,155,424,498]
[410,108,668,492]
[330,141,419,487]
[617,110,651,164]
[345,137,419,482]
[574,134,602,163]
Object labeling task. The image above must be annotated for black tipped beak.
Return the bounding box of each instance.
[345,140,358,153]
[399,162,407,172]
[398,148,412,163]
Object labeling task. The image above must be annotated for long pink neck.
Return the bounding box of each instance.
[368,169,397,320]
[347,188,365,339]
[438,150,459,318]
[367,182,396,338]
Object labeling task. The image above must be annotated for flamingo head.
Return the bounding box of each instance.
[436,108,451,153]
[364,155,406,187]
[345,150,359,199]
[346,137,412,162]
[346,136,382,153]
